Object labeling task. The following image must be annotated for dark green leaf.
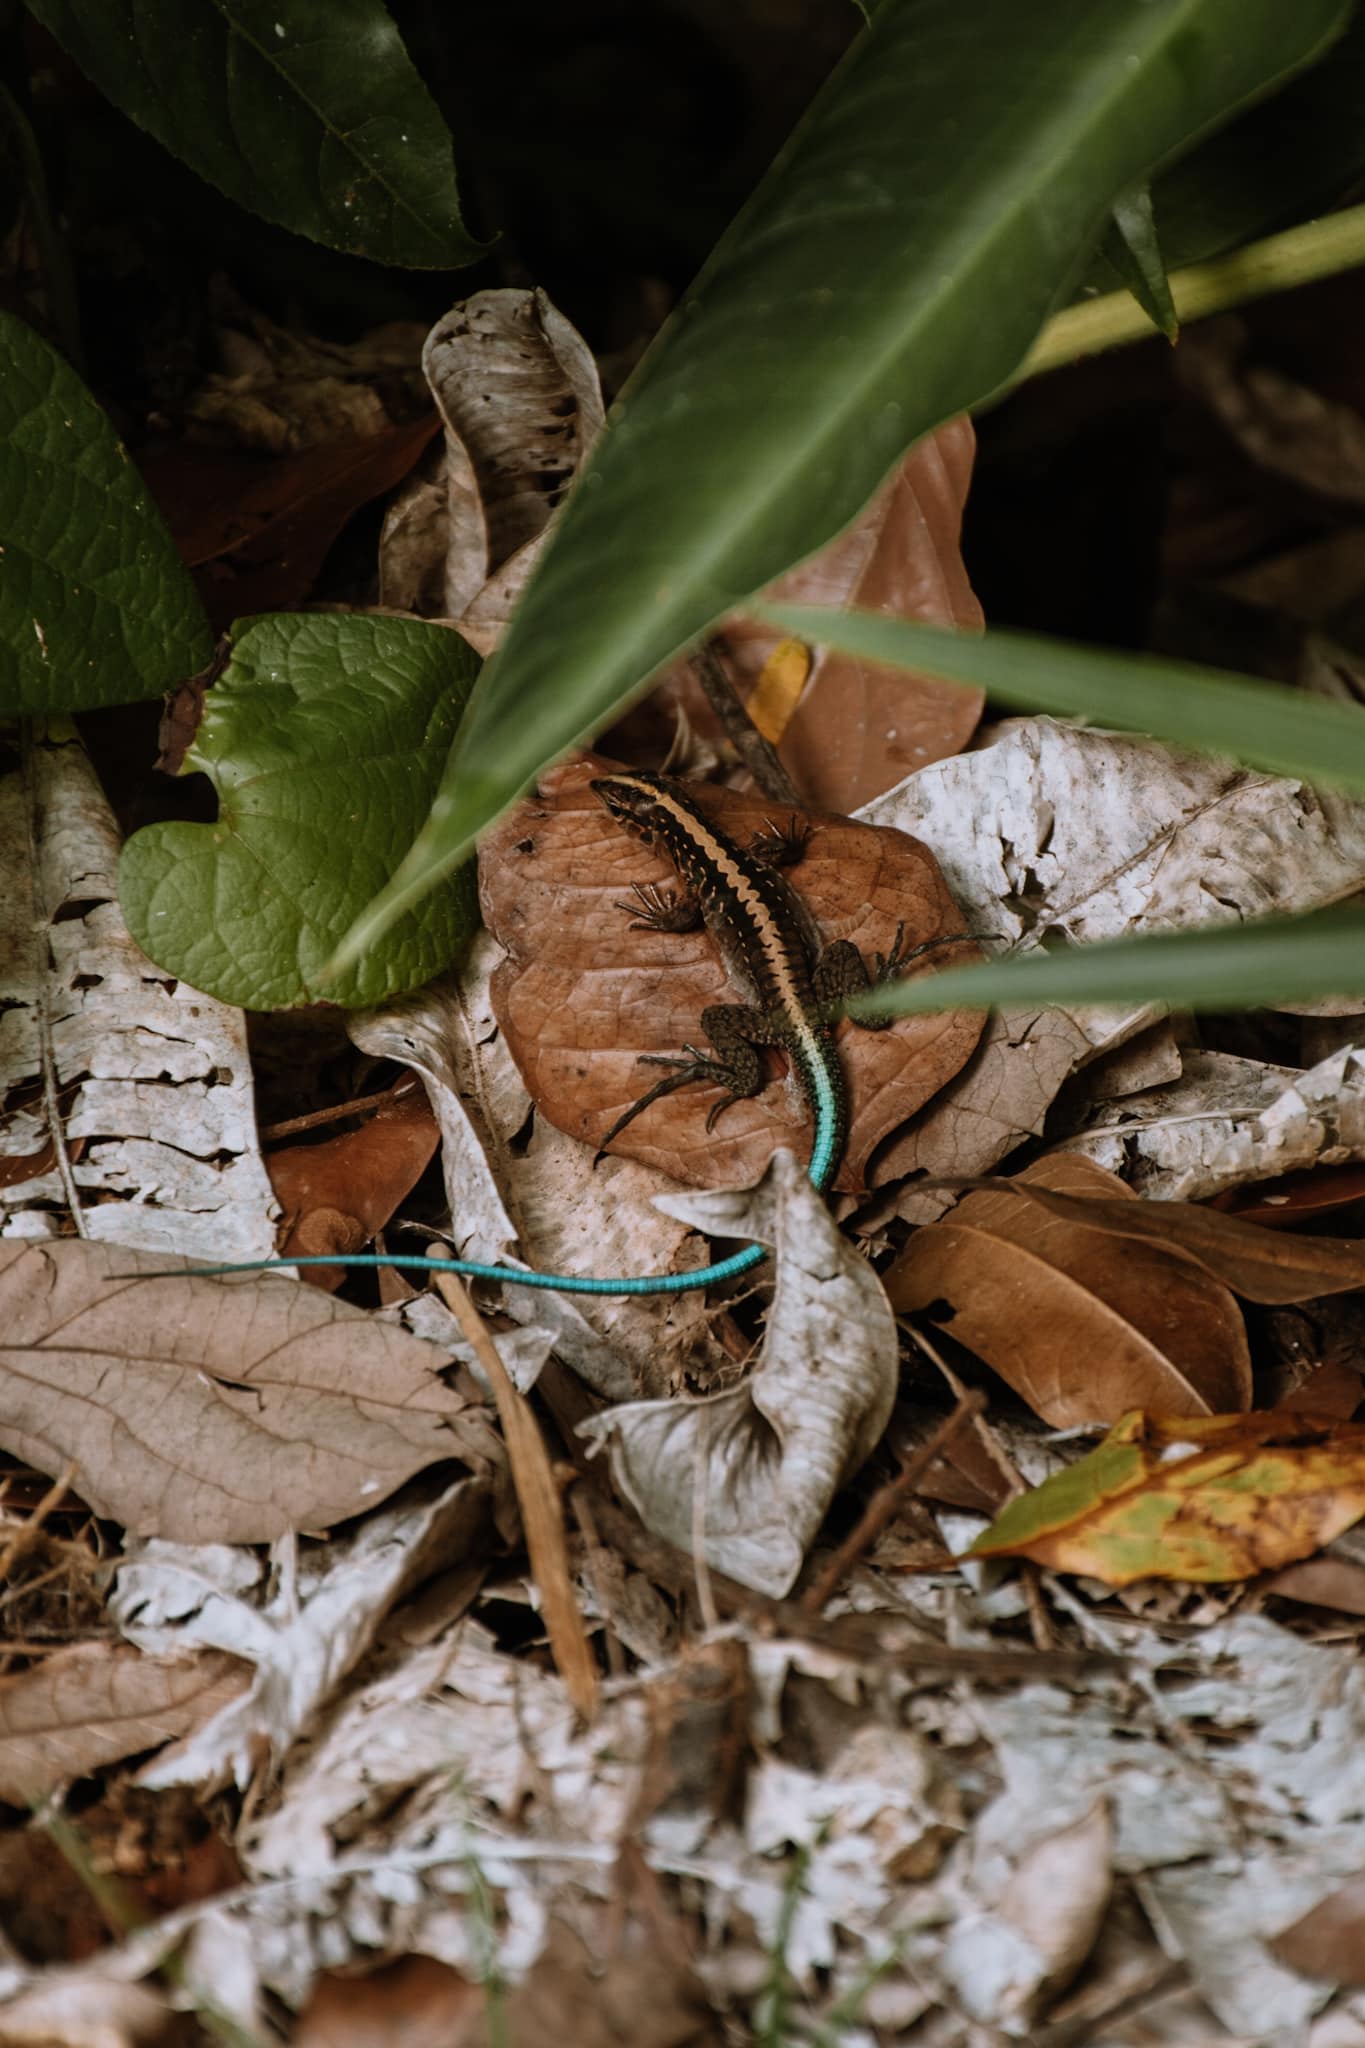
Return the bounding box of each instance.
[0,312,210,715]
[754,606,1365,795]
[26,0,482,268]
[847,909,1365,1019]
[1101,186,1177,340]
[119,614,480,1009]
[335,0,1351,966]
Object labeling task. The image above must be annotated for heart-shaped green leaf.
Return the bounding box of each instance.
[27,0,483,269]
[331,0,1353,963]
[119,613,479,1009]
[0,313,210,715]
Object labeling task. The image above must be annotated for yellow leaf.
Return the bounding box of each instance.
[745,636,810,744]
[969,1411,1365,1586]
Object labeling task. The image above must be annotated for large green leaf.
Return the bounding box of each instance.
[849,908,1365,1020]
[119,614,480,1009]
[334,0,1352,969]
[0,313,210,715]
[27,0,482,268]
[756,606,1365,795]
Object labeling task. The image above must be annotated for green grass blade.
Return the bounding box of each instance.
[755,606,1365,796]
[851,908,1365,1018]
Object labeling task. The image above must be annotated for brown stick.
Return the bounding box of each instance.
[798,1389,987,1617]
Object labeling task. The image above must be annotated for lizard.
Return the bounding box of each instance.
[145,770,967,1297]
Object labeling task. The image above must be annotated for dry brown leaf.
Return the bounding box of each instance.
[268,1079,440,1291]
[0,1240,497,1542]
[482,755,984,1194]
[889,1156,1251,1426]
[998,1801,1113,2020]
[0,1642,247,1804]
[296,1957,480,2048]
[722,421,984,807]
[1270,1873,1365,1986]
[937,1172,1365,1305]
[1267,1554,1365,1614]
[454,1915,721,2048]
[139,413,440,631]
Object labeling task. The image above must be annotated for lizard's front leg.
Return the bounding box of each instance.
[601,1001,780,1145]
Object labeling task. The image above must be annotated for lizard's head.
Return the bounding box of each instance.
[590,770,672,843]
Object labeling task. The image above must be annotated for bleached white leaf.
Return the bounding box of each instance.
[116,1476,490,1791]
[0,726,278,1261]
[581,1148,898,1596]
[1061,1043,1365,1199]
[858,719,1365,1207]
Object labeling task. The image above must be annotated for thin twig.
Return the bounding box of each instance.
[688,639,802,803]
[799,1389,987,1617]
[258,1074,422,1142]
[435,1272,599,1720]
[0,1461,76,1583]
[20,723,86,1236]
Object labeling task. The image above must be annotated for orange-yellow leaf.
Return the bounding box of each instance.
[745,636,811,745]
[970,1411,1365,1586]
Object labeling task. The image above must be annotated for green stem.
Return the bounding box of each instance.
[1019,200,1365,382]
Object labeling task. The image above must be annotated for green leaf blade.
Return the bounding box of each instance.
[119,614,481,1009]
[0,314,211,715]
[848,909,1365,1019]
[27,0,482,268]
[336,0,1352,965]
[755,606,1365,796]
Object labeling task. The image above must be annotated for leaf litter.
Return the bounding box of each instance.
[11,285,1365,2048]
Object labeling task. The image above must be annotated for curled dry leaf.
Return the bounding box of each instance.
[721,421,985,808]
[0,1240,499,1543]
[580,1149,899,1597]
[0,726,279,1263]
[268,1078,440,1291]
[0,1641,247,1805]
[482,755,984,1194]
[888,1154,1251,1426]
[971,1410,1365,1586]
[379,288,605,631]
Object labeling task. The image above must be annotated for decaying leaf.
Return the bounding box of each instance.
[379,288,606,632]
[858,717,1365,1206]
[720,422,985,807]
[120,1476,491,1792]
[888,1154,1251,1425]
[971,1410,1365,1585]
[268,1078,440,1291]
[1065,1043,1365,1202]
[0,1239,500,1542]
[140,412,441,630]
[580,1149,899,1597]
[0,1642,247,1805]
[482,755,984,1195]
[0,725,279,1263]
